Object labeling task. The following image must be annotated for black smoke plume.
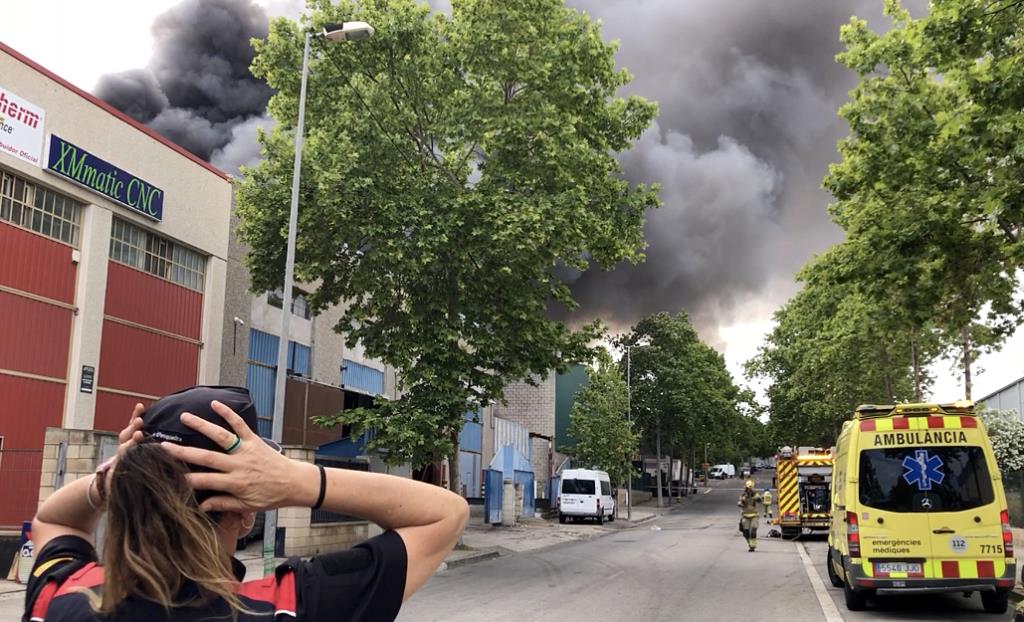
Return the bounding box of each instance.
[556,0,927,345]
[95,0,273,174]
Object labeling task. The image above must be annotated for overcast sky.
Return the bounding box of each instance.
[3,0,1021,404]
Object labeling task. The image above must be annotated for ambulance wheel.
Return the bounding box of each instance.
[843,574,868,611]
[597,513,604,525]
[981,589,1008,614]
[559,513,566,524]
[826,549,844,588]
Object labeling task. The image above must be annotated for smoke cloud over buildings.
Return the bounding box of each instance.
[95,0,273,174]
[96,0,926,346]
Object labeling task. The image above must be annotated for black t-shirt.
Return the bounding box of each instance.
[23,531,407,622]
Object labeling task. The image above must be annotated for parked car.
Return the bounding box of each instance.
[558,468,615,525]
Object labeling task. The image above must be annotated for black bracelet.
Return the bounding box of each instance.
[312,464,327,510]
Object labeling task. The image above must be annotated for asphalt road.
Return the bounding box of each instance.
[2,478,1012,621]
[398,477,1016,622]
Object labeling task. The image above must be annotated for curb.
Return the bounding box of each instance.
[439,548,501,571]
[1010,587,1024,604]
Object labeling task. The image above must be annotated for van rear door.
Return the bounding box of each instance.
[922,443,1005,582]
[561,477,597,515]
[856,446,934,578]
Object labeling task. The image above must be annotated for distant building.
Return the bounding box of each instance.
[979,376,1024,422]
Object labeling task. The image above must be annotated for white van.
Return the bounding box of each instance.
[558,468,615,524]
[709,464,735,479]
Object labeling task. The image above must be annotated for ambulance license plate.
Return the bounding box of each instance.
[876,562,921,575]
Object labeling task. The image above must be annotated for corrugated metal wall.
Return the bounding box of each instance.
[0,222,76,527]
[0,221,75,302]
[246,329,311,437]
[982,379,1024,422]
[459,452,482,497]
[0,291,72,378]
[104,262,202,338]
[95,260,203,431]
[494,416,531,460]
[341,359,384,395]
[460,408,483,452]
[0,375,65,527]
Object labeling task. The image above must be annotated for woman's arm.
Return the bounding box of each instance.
[31,407,144,551]
[162,401,469,601]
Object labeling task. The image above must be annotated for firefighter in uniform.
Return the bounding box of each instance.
[737,480,761,552]
[762,487,773,520]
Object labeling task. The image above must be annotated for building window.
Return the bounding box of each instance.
[109,217,205,291]
[0,169,82,246]
[267,288,312,319]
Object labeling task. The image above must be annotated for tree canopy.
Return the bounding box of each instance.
[240,0,659,479]
[564,348,637,486]
[752,0,1024,446]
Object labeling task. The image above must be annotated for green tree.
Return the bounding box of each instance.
[564,349,638,487]
[748,246,921,447]
[980,410,1024,475]
[620,312,741,506]
[241,0,659,490]
[825,1,1019,399]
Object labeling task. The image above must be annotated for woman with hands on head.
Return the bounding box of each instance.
[25,385,469,622]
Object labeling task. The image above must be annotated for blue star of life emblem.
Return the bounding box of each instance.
[902,449,944,491]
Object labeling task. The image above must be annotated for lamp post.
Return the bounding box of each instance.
[265,20,374,576]
[626,344,632,522]
[623,338,649,522]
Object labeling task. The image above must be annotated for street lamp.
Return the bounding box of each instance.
[623,338,649,521]
[266,20,374,576]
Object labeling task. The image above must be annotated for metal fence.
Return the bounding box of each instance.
[310,457,370,524]
[0,448,43,529]
[1005,470,1024,528]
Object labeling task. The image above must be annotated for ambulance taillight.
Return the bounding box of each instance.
[847,511,860,558]
[1001,509,1013,557]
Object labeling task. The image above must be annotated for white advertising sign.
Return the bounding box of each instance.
[0,86,45,166]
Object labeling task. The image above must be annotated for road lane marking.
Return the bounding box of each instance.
[797,542,844,622]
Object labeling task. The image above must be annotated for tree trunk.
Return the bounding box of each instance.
[961,325,972,401]
[449,428,462,495]
[880,346,895,402]
[911,338,922,402]
[655,419,664,508]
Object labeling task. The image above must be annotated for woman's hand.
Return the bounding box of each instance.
[97,403,145,475]
[159,400,317,513]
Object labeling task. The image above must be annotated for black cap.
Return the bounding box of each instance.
[142,385,281,454]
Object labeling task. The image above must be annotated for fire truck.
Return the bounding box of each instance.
[773,445,833,538]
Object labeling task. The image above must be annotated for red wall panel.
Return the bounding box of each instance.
[93,391,154,433]
[0,291,72,378]
[97,320,198,399]
[104,262,203,339]
[0,221,76,303]
[0,374,65,448]
[0,375,65,527]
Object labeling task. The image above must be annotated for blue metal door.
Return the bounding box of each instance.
[515,470,534,517]
[484,469,503,524]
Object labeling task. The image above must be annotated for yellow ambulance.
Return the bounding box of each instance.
[826,401,1015,614]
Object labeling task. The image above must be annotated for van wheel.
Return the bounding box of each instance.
[826,549,844,588]
[597,513,604,525]
[559,513,566,524]
[843,572,868,611]
[981,589,1008,614]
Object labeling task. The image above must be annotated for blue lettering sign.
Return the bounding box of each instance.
[45,134,163,221]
